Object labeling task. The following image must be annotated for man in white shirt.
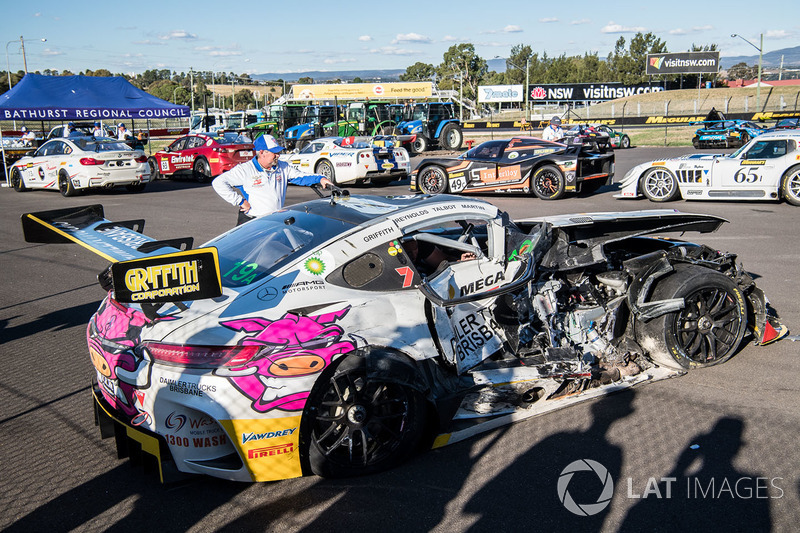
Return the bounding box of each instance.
[212,134,333,226]
[542,116,564,142]
[20,126,36,146]
[93,122,104,138]
[117,123,130,140]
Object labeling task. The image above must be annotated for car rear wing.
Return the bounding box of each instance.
[21,205,222,303]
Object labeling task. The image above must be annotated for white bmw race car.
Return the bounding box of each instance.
[280,136,411,186]
[9,136,150,196]
[616,130,800,205]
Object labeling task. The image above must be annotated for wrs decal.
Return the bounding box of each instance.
[216,307,356,412]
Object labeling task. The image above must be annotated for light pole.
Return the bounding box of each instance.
[732,33,763,111]
[501,56,531,122]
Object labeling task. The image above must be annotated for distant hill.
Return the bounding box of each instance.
[251,69,405,82]
[721,45,800,69]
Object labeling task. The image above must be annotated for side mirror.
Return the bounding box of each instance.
[164,146,171,152]
[26,150,35,157]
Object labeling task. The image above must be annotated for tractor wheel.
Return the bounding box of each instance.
[411,135,429,155]
[440,124,463,151]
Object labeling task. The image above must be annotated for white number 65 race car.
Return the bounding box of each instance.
[616,130,800,205]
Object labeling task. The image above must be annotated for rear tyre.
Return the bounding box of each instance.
[417,165,448,195]
[532,165,566,200]
[58,171,77,197]
[411,135,429,155]
[641,167,680,202]
[440,124,463,151]
[304,355,427,478]
[315,160,336,185]
[620,135,631,149]
[638,265,747,370]
[739,132,750,146]
[193,157,211,183]
[147,157,162,180]
[780,166,800,206]
[10,167,26,192]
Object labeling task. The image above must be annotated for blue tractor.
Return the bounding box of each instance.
[283,105,341,150]
[394,102,463,153]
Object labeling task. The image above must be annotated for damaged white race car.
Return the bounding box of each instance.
[21,192,787,483]
[616,130,800,205]
[280,136,411,186]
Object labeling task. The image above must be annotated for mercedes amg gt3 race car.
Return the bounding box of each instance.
[616,130,800,205]
[280,136,411,186]
[412,136,614,200]
[22,193,786,483]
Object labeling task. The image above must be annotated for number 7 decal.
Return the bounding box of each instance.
[395,266,414,288]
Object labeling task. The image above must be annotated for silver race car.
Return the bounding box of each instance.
[22,191,787,482]
[616,130,800,205]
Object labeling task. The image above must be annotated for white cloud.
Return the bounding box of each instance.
[766,29,791,39]
[539,18,558,23]
[209,51,242,57]
[693,25,713,31]
[358,35,372,42]
[441,35,460,42]
[41,48,62,56]
[670,25,713,35]
[323,57,357,64]
[571,18,590,25]
[504,25,523,32]
[601,21,646,34]
[669,29,687,35]
[392,33,432,43]
[133,39,167,46]
[158,30,198,40]
[34,12,41,17]
[369,46,418,56]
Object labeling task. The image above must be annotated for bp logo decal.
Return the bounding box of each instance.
[557,459,614,516]
[304,256,326,275]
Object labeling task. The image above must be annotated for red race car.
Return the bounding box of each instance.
[148,132,254,182]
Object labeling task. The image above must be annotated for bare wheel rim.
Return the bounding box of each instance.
[671,286,744,365]
[311,368,413,468]
[317,161,335,182]
[419,167,446,194]
[643,169,676,200]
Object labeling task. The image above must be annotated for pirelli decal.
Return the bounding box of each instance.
[111,247,222,303]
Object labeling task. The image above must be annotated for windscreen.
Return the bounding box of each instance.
[205,211,354,288]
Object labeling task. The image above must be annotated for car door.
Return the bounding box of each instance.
[31,140,63,186]
[414,217,528,373]
[160,137,190,174]
[462,140,506,191]
[713,139,791,190]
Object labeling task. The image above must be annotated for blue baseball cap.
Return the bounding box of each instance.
[253,134,284,154]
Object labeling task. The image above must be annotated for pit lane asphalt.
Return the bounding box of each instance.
[2,146,799,532]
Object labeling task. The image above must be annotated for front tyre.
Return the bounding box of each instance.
[440,124,463,151]
[58,170,77,197]
[193,157,211,183]
[780,166,800,206]
[315,160,336,185]
[10,167,26,192]
[638,265,747,370]
[411,135,429,155]
[417,165,448,195]
[304,355,427,478]
[641,167,680,202]
[532,165,566,200]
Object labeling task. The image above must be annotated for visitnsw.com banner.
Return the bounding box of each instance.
[646,52,720,75]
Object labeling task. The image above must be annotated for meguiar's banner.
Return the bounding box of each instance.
[292,82,432,100]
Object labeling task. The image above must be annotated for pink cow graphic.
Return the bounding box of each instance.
[87,297,152,416]
[217,307,355,412]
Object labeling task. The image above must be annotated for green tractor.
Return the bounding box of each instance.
[323,101,398,137]
[245,103,306,141]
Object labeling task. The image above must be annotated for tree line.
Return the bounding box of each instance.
[0,33,726,108]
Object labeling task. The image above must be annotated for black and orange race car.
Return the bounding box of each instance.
[411,136,614,200]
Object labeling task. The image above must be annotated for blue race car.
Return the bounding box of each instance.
[691,109,766,149]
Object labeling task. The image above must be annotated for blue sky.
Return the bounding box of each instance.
[2,0,797,76]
